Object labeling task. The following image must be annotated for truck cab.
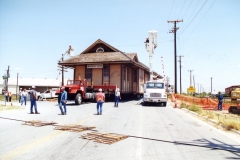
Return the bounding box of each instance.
[142,81,167,106]
[55,80,116,105]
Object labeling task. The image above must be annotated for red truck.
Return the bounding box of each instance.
[55,80,117,105]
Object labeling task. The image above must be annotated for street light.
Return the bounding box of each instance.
[59,45,74,86]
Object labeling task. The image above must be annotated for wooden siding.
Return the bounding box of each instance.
[138,68,144,93]
[144,72,149,82]
[110,64,121,89]
[75,66,85,80]
[92,68,102,85]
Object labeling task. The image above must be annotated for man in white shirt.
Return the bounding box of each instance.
[114,88,121,107]
[21,89,28,106]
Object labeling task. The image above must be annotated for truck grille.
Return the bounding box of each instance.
[150,93,161,97]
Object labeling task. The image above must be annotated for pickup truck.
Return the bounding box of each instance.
[38,89,58,101]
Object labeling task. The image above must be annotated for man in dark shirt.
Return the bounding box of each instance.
[29,86,40,114]
[217,91,223,111]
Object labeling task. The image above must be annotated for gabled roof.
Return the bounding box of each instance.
[125,53,139,62]
[81,39,122,54]
[59,39,162,78]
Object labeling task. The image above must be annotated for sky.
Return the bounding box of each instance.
[0,0,240,94]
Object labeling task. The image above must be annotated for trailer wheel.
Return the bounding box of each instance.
[75,93,82,105]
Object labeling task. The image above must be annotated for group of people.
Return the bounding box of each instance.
[4,91,12,102]
[18,88,28,106]
[6,86,121,116]
[18,86,40,114]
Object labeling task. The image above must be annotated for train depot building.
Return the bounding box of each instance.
[59,39,162,99]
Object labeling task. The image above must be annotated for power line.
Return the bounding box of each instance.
[179,0,207,36]
[181,0,216,46]
[168,0,176,20]
[182,0,193,19]
[177,0,186,19]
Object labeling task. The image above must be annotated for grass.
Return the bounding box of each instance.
[0,105,22,111]
[0,94,19,101]
[179,101,240,131]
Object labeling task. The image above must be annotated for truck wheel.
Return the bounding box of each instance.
[75,93,82,105]
[162,102,167,107]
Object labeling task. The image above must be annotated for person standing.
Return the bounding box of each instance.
[19,88,22,103]
[8,92,12,102]
[21,89,28,106]
[114,88,121,107]
[5,91,8,102]
[96,88,105,115]
[29,86,40,114]
[59,87,67,115]
[217,91,223,111]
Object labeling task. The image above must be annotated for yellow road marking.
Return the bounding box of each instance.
[0,114,95,159]
[0,131,62,160]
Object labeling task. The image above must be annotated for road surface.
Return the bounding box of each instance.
[0,100,240,160]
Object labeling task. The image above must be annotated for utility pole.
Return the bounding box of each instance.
[211,77,212,93]
[62,54,64,86]
[16,73,19,100]
[188,70,194,86]
[168,19,183,94]
[193,75,195,88]
[59,45,74,86]
[6,66,10,91]
[165,76,170,92]
[177,55,184,94]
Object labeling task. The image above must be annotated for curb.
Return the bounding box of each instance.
[180,107,240,136]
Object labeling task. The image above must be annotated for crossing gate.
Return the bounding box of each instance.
[80,132,129,144]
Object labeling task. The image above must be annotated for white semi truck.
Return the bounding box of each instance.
[142,81,167,106]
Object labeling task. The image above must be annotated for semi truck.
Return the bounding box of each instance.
[55,79,116,105]
[142,81,167,106]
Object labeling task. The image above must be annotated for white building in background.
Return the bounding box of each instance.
[0,78,68,95]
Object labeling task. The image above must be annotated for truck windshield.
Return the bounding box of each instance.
[146,82,164,89]
[67,80,80,85]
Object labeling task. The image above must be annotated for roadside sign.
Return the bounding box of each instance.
[187,86,196,93]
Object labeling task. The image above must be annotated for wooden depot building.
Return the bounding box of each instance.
[59,39,162,98]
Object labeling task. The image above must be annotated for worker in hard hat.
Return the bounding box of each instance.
[96,88,105,115]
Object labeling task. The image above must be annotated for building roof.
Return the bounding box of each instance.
[58,39,163,79]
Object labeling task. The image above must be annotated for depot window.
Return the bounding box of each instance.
[86,68,92,80]
[103,65,109,82]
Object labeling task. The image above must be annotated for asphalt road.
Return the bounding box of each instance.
[0,100,240,160]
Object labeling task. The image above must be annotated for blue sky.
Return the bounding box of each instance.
[0,0,239,94]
